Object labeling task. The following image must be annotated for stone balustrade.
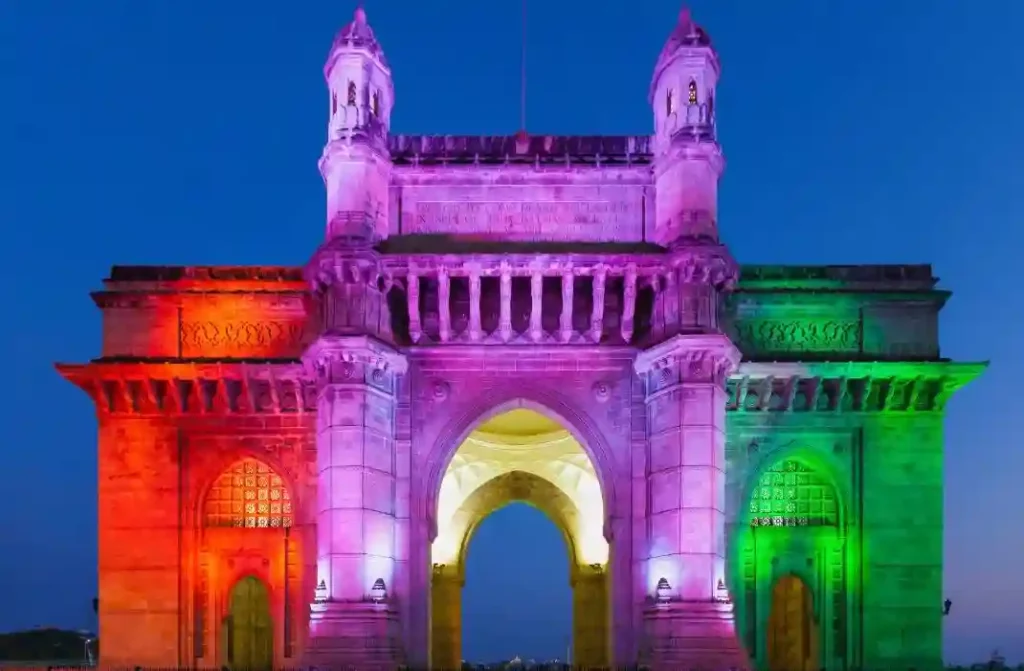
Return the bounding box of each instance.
[378,255,664,346]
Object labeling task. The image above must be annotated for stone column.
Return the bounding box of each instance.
[437,267,451,343]
[621,264,638,343]
[572,564,610,668]
[590,265,606,342]
[302,334,408,669]
[430,564,463,669]
[634,333,748,671]
[407,271,422,343]
[499,262,513,342]
[468,265,482,342]
[529,267,543,341]
[559,267,574,342]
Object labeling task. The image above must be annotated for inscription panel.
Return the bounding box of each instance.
[392,185,646,242]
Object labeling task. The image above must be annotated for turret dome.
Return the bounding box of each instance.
[325,6,389,79]
[650,7,717,100]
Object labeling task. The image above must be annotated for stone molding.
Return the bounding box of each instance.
[634,332,741,385]
[302,334,408,389]
[730,360,986,414]
[55,357,984,417]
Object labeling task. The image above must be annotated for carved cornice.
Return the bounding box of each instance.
[55,361,314,416]
[634,333,741,385]
[727,361,987,413]
[301,334,408,388]
[666,243,738,289]
[304,241,389,292]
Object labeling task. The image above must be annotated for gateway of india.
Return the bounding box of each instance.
[58,5,985,671]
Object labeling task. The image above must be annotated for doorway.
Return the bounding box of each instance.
[224,575,273,671]
[767,574,818,671]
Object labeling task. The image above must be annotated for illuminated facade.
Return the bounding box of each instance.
[57,7,985,671]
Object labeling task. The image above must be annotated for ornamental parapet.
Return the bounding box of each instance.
[727,361,987,413]
[387,134,654,167]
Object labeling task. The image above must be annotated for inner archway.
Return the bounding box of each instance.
[224,575,273,671]
[430,408,610,668]
[767,574,818,671]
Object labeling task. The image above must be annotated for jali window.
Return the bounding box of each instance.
[204,459,293,529]
[749,459,837,528]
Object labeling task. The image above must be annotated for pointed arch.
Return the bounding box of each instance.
[424,388,618,543]
[739,445,851,530]
[203,457,294,529]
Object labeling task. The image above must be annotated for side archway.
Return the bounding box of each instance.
[731,450,850,671]
[194,456,301,668]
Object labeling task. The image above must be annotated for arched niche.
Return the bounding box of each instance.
[193,456,302,668]
[731,453,851,671]
[203,457,295,530]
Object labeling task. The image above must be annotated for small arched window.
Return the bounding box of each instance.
[332,92,338,115]
[204,458,293,529]
[347,80,357,106]
[688,79,698,105]
[666,90,674,117]
[372,90,380,118]
[749,459,837,528]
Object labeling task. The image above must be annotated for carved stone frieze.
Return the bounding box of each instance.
[728,318,861,355]
[179,320,307,358]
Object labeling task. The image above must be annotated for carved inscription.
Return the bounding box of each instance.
[731,319,860,355]
[179,320,306,358]
[411,200,641,241]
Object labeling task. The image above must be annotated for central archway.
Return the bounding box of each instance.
[429,407,610,668]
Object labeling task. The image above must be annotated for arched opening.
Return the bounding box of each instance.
[733,456,845,670]
[767,574,817,671]
[430,408,609,668]
[462,502,571,664]
[224,576,273,671]
[198,457,297,666]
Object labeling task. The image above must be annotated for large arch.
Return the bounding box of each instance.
[428,406,612,669]
[731,448,851,671]
[423,388,619,542]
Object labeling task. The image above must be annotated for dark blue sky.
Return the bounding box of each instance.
[1,0,1021,664]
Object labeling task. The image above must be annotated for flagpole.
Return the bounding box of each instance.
[519,0,527,133]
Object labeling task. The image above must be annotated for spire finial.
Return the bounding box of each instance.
[354,3,367,25]
[518,0,528,135]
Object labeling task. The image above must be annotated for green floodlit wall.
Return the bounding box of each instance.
[720,264,985,671]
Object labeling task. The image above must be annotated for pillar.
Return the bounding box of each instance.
[572,564,610,668]
[302,334,408,669]
[430,564,463,669]
[634,333,748,670]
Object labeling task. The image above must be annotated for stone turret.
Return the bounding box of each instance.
[320,6,393,242]
[650,6,723,246]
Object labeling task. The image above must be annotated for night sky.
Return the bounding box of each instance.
[1,0,1021,664]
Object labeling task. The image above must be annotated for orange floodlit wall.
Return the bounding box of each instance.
[60,266,319,668]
